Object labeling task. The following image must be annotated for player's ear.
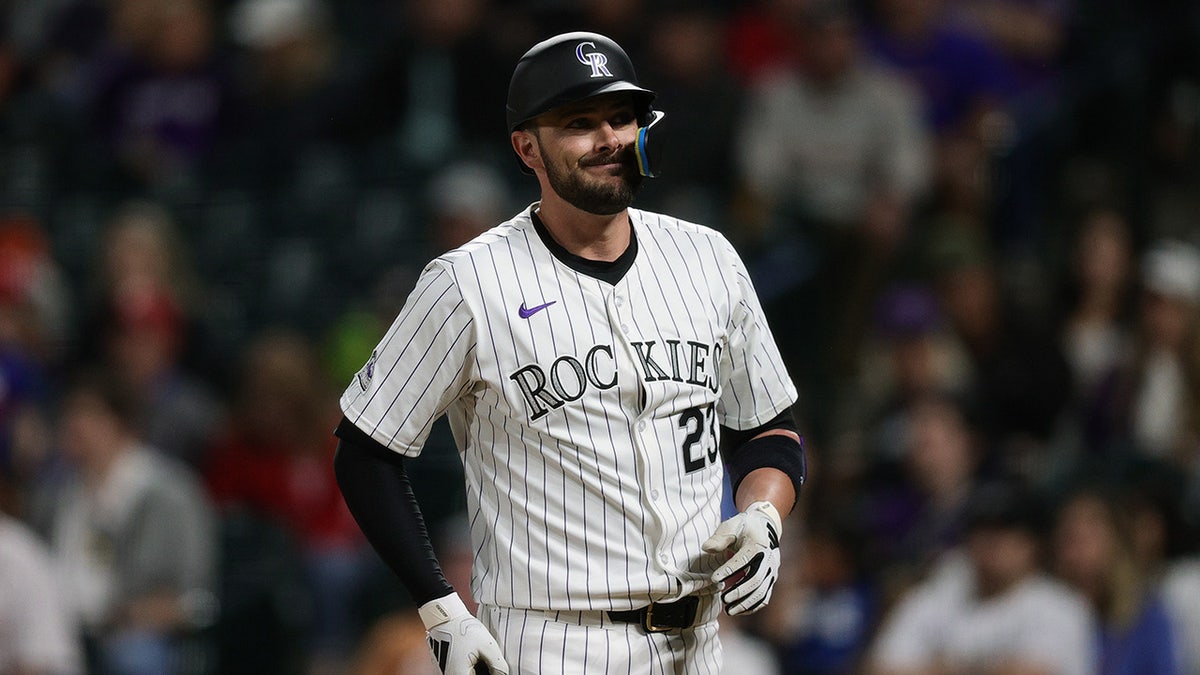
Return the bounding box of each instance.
[511,129,543,171]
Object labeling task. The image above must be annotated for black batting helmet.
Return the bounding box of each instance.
[506,31,656,131]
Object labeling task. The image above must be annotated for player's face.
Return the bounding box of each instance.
[529,94,644,215]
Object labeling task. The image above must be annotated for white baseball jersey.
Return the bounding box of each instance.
[340,204,797,612]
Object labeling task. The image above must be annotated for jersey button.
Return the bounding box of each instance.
[614,294,624,306]
[650,489,660,500]
[659,553,670,564]
[637,421,646,432]
[620,323,630,333]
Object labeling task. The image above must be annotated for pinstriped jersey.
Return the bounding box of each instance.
[340,204,797,612]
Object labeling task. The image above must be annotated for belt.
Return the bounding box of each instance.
[606,596,700,633]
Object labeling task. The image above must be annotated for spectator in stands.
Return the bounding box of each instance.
[735,0,930,393]
[1052,483,1177,675]
[866,482,1096,675]
[1124,461,1200,675]
[82,201,223,469]
[929,229,1072,476]
[87,0,237,189]
[224,0,375,188]
[1102,239,1200,463]
[842,284,971,463]
[204,330,368,671]
[0,215,64,519]
[636,5,741,225]
[1160,555,1200,675]
[865,0,1042,251]
[357,0,515,167]
[0,213,71,364]
[864,0,1015,137]
[35,369,217,675]
[0,511,84,674]
[862,392,985,589]
[1057,209,1136,456]
[1061,210,1135,405]
[947,0,1070,93]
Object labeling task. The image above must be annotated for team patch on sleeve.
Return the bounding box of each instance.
[356,350,379,392]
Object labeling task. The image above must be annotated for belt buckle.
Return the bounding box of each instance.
[641,603,672,633]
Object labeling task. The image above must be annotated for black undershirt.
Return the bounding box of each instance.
[530,209,637,284]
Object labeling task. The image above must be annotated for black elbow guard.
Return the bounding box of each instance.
[725,433,807,506]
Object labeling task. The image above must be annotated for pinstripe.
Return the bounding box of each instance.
[635,228,714,559]
[647,631,665,674]
[589,268,654,602]
[507,235,561,608]
[515,608,529,673]
[353,264,454,419]
[536,616,549,674]
[467,249,512,606]
[522,228,584,605]
[381,314,471,446]
[487,242,532,607]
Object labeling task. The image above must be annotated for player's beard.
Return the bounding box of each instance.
[545,147,643,216]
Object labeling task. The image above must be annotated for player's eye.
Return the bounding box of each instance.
[565,117,593,130]
[611,111,637,127]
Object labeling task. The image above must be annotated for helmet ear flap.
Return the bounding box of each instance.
[635,110,668,178]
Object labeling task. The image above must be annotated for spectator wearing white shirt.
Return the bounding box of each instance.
[0,513,84,675]
[867,482,1097,675]
[34,370,217,675]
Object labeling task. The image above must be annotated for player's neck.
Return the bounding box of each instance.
[535,199,631,263]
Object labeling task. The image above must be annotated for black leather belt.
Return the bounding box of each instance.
[607,596,700,633]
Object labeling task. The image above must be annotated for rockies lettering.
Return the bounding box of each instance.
[509,339,721,421]
[340,205,796,612]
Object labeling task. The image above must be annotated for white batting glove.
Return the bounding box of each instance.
[419,593,510,675]
[701,500,782,616]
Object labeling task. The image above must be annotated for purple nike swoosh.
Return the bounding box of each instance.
[518,300,557,319]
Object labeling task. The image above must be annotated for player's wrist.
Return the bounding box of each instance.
[418,591,470,629]
[744,500,782,532]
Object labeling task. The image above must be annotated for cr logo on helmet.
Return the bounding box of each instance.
[575,41,613,78]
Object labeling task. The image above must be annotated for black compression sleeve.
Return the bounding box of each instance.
[333,417,453,606]
[720,408,806,508]
[719,408,797,453]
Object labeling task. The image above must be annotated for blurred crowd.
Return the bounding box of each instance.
[1,0,1200,673]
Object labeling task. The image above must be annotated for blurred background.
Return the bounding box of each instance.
[1,0,1199,673]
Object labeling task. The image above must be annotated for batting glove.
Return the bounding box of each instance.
[701,500,782,616]
[419,593,510,675]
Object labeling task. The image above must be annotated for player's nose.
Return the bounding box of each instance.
[594,121,624,153]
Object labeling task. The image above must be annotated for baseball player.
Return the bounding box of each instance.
[333,31,806,674]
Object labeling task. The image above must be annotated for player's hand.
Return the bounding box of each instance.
[701,500,782,616]
[419,593,510,675]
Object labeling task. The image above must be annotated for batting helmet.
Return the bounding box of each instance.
[506,31,656,131]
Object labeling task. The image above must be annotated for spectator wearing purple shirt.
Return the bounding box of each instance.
[864,0,1015,135]
[89,0,236,188]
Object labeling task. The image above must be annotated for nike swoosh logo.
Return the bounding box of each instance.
[518,300,557,319]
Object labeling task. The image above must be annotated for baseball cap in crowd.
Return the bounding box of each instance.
[1142,239,1200,305]
[230,0,325,49]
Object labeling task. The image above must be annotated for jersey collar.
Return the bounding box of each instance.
[529,207,638,285]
